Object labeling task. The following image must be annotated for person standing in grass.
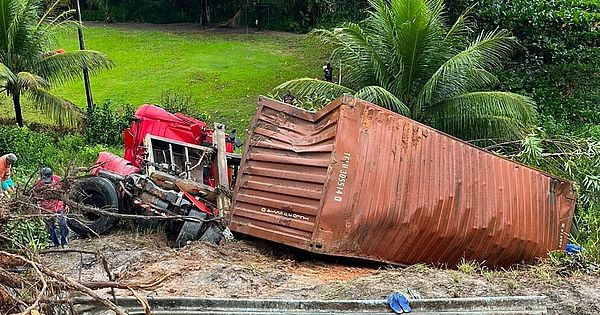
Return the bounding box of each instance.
[34,167,69,248]
[323,63,333,82]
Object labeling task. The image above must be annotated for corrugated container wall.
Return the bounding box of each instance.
[228,96,576,267]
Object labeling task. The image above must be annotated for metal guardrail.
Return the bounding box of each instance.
[74,295,547,314]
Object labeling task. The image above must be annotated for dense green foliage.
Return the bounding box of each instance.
[0,125,119,183]
[82,0,368,32]
[85,101,134,146]
[88,0,195,24]
[0,0,112,127]
[276,0,536,140]
[4,219,49,250]
[447,0,600,135]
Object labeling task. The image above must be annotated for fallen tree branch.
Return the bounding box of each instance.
[37,263,127,315]
[80,272,173,290]
[129,287,152,315]
[62,198,219,224]
[39,248,117,302]
[1,252,47,315]
[0,251,127,315]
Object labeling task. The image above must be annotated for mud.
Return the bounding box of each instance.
[42,231,600,315]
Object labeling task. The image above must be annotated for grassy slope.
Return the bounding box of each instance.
[0,25,324,130]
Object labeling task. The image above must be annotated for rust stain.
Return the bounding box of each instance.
[228,96,576,268]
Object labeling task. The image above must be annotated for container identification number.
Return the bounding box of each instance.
[334,152,351,202]
[261,207,310,221]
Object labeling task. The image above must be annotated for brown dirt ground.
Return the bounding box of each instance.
[42,231,600,315]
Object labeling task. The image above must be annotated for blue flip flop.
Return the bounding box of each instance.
[387,292,412,313]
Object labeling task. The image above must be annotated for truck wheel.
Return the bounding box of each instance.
[174,209,206,248]
[67,177,120,237]
[199,223,224,244]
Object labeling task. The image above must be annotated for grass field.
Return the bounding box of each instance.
[0,24,325,130]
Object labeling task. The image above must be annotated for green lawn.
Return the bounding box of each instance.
[0,25,325,131]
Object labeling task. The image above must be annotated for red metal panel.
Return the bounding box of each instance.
[229,96,576,267]
[123,105,207,166]
[91,152,140,177]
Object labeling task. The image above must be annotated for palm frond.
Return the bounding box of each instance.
[1,0,20,57]
[443,3,476,43]
[338,23,393,89]
[26,87,83,126]
[44,8,75,29]
[34,50,113,85]
[428,91,537,140]
[0,0,12,45]
[17,71,49,90]
[311,24,385,89]
[392,0,445,98]
[37,0,61,27]
[0,62,17,84]
[355,85,410,115]
[272,78,355,101]
[415,29,519,115]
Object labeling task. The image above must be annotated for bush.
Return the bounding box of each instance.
[0,126,54,175]
[4,219,49,251]
[85,101,135,147]
[0,125,122,186]
[447,0,600,134]
[159,90,212,122]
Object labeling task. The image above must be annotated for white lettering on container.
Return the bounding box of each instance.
[334,152,351,202]
[261,207,310,221]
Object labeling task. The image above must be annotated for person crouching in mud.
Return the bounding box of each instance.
[34,167,69,248]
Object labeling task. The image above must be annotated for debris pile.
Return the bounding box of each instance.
[0,174,188,315]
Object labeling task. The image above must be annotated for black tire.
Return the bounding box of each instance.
[198,223,224,244]
[174,209,206,248]
[67,177,121,237]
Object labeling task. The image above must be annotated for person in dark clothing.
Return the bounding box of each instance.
[282,91,295,105]
[35,167,68,248]
[323,62,333,82]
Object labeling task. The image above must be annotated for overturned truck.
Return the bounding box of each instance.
[68,105,242,247]
[71,96,576,267]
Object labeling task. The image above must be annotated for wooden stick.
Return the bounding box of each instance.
[37,265,127,315]
[81,272,173,290]
[0,252,126,315]
[1,252,47,315]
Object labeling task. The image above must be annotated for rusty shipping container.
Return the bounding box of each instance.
[228,95,576,267]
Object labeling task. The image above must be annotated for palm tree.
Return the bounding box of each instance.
[273,0,536,140]
[0,0,113,127]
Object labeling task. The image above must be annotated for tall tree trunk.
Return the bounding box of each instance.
[12,91,23,127]
[76,0,95,111]
[104,0,113,23]
[200,0,210,27]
